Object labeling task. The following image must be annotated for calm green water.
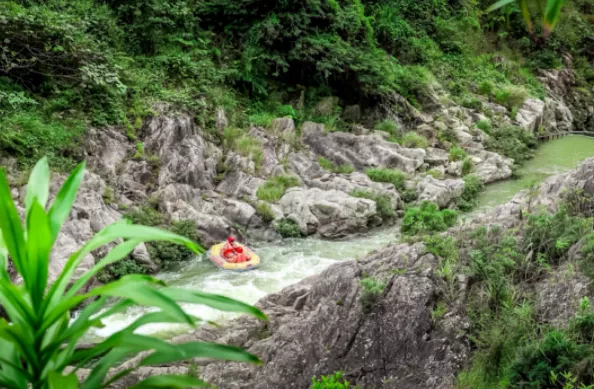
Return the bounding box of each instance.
[477,136,594,211]
[86,136,594,340]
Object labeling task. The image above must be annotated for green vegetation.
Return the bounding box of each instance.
[486,125,537,165]
[401,201,458,236]
[255,202,276,223]
[427,169,444,179]
[359,276,386,313]
[257,175,301,202]
[0,158,264,389]
[318,157,355,175]
[458,175,484,211]
[223,128,264,168]
[350,189,396,220]
[375,120,401,139]
[311,371,360,389]
[97,206,201,280]
[476,120,491,133]
[402,132,429,149]
[449,146,468,162]
[274,218,303,238]
[365,168,407,191]
[461,156,473,176]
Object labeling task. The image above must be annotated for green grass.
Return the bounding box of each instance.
[318,157,355,174]
[255,202,275,223]
[402,132,429,149]
[365,168,407,191]
[257,175,301,202]
[401,201,458,236]
[359,276,386,313]
[449,146,467,162]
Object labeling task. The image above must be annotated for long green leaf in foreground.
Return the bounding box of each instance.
[0,160,266,389]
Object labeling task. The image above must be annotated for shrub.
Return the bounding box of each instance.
[476,120,491,133]
[0,158,264,389]
[257,175,301,202]
[375,119,401,139]
[449,146,468,162]
[401,189,419,203]
[486,125,536,164]
[256,202,276,223]
[249,112,276,128]
[462,156,473,176]
[494,85,529,111]
[523,207,592,264]
[402,132,429,149]
[350,189,396,220]
[478,80,495,96]
[427,169,443,179]
[401,201,458,236]
[457,174,483,211]
[359,276,386,313]
[365,168,407,191]
[275,218,303,238]
[311,371,360,389]
[319,157,355,174]
[150,219,200,269]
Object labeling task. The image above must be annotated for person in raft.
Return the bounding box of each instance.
[222,236,251,263]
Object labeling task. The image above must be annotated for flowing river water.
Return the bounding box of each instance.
[88,135,594,341]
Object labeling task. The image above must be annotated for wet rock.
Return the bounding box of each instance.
[417,176,465,208]
[279,187,378,237]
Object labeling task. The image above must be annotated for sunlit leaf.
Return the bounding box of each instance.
[128,375,209,389]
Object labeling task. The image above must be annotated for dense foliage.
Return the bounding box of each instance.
[2,0,593,170]
[401,201,458,236]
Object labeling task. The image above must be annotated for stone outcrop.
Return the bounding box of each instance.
[302,122,425,174]
[114,243,469,389]
[279,187,379,238]
[416,175,465,208]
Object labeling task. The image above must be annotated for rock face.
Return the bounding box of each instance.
[116,243,468,389]
[302,122,425,174]
[279,188,378,238]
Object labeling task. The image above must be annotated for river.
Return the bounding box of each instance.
[88,135,594,340]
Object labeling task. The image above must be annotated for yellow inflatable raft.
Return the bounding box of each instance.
[207,242,260,272]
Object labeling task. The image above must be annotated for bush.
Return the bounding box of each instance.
[476,120,491,133]
[494,85,529,111]
[523,207,592,264]
[365,168,407,191]
[275,218,303,238]
[256,202,276,223]
[462,156,473,176]
[402,132,429,149]
[311,371,360,389]
[319,157,355,174]
[375,119,401,139]
[486,125,537,164]
[257,175,301,202]
[457,174,483,211]
[350,189,396,220]
[401,201,458,236]
[449,146,468,162]
[0,158,264,389]
[249,112,276,128]
[359,276,386,313]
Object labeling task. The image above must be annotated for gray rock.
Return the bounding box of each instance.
[425,147,449,166]
[302,122,425,174]
[279,187,377,237]
[470,150,514,183]
[417,176,465,208]
[84,127,130,179]
[516,98,545,132]
[271,118,295,134]
[315,96,340,116]
[143,114,221,190]
[342,104,362,122]
[215,107,228,132]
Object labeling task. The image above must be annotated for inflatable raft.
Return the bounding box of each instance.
[207,242,260,272]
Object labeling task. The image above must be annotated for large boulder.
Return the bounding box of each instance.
[515,98,545,132]
[302,122,425,174]
[279,187,378,237]
[470,149,514,184]
[417,176,465,208]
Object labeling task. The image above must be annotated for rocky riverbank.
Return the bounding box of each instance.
[3,60,588,285]
[106,155,594,389]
